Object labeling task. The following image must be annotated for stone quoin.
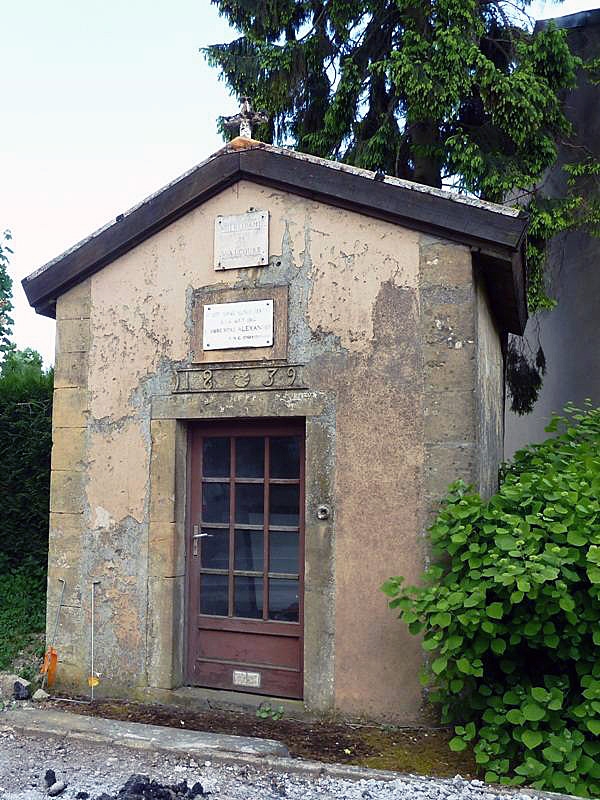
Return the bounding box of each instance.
[23,137,528,721]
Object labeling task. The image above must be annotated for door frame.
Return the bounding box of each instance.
[146,389,336,713]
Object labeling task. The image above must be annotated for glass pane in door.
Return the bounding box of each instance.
[236,437,264,478]
[201,528,229,569]
[200,575,228,616]
[196,426,303,625]
[270,437,300,478]
[269,578,299,622]
[202,437,230,477]
[270,484,300,526]
[269,531,299,574]
[203,483,229,523]
[234,530,264,571]
[235,576,264,618]
[235,484,264,525]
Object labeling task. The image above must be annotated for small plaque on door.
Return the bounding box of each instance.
[233,669,261,688]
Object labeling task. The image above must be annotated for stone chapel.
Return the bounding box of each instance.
[23,136,528,721]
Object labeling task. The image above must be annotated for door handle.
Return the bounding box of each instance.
[192,525,212,555]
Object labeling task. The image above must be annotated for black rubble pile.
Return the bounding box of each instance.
[96,774,209,800]
[45,768,67,797]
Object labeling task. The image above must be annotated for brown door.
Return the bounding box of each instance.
[186,419,305,699]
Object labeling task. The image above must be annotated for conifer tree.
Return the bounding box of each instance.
[207,1,571,198]
[204,1,600,411]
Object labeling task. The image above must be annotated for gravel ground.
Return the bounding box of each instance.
[0,728,538,800]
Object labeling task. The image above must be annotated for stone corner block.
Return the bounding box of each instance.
[423,442,477,501]
[56,318,91,355]
[50,470,85,514]
[52,388,89,429]
[423,390,476,443]
[54,351,89,389]
[51,426,86,471]
[56,279,91,321]
[420,240,473,288]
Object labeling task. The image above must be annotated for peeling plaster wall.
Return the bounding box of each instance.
[48,179,504,721]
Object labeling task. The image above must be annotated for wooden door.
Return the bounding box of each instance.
[186,420,305,698]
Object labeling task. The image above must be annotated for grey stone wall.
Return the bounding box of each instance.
[505,11,600,456]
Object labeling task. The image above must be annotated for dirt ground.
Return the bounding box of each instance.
[51,698,477,778]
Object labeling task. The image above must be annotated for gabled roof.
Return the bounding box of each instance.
[23,137,528,333]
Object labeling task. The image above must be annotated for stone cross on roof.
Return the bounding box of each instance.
[223,97,268,140]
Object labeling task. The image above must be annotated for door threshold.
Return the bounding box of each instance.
[136,685,312,720]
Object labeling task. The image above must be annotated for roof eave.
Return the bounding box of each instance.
[23,145,528,333]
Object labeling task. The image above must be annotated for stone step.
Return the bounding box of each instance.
[0,707,289,759]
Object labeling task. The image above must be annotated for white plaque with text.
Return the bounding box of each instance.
[232,669,261,688]
[203,299,274,351]
[214,210,269,270]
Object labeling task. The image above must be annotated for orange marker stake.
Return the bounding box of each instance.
[40,579,66,690]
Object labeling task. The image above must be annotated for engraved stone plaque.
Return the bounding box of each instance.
[232,669,261,688]
[203,299,273,351]
[214,210,268,270]
[191,285,287,364]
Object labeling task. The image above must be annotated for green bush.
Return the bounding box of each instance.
[0,566,47,671]
[0,350,53,570]
[382,403,600,797]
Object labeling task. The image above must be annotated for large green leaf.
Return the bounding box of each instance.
[496,534,518,551]
[506,709,525,725]
[431,611,452,628]
[491,638,506,655]
[487,602,504,619]
[567,530,587,546]
[449,736,467,752]
[587,719,600,736]
[542,745,564,763]
[515,757,546,778]
[431,656,448,675]
[531,687,549,703]
[524,621,542,637]
[587,566,600,584]
[522,703,546,722]
[559,596,575,612]
[522,730,544,749]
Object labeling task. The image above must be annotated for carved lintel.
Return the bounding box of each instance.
[174,364,304,394]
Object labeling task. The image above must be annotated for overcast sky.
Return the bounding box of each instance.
[1,0,597,367]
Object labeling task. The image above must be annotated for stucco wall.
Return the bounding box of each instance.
[47,178,501,721]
